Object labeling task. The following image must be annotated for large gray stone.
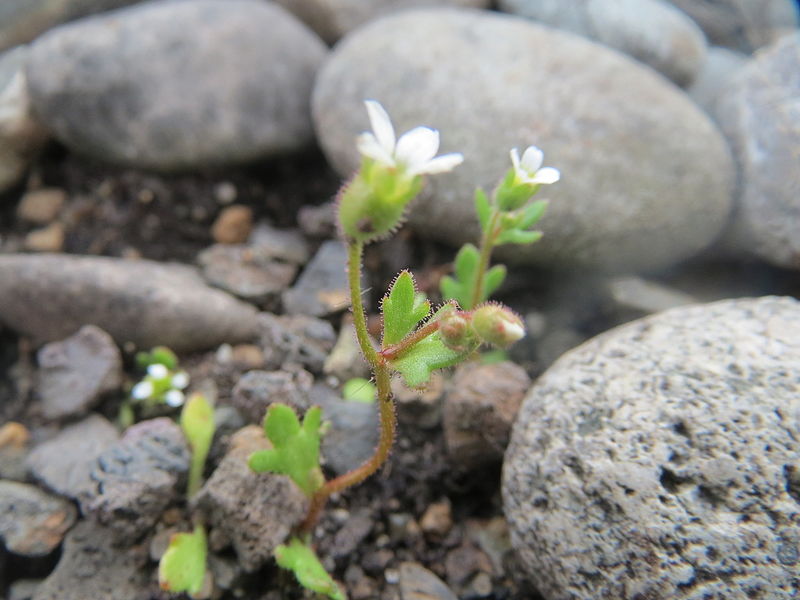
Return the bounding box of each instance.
[498,0,707,86]
[25,0,327,171]
[0,481,77,557]
[0,253,260,352]
[503,296,800,599]
[313,8,735,273]
[688,46,748,115]
[714,33,800,270]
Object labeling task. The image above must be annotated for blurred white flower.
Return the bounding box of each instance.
[171,372,189,389]
[147,363,169,379]
[131,381,154,400]
[357,100,463,177]
[510,146,560,185]
[165,390,185,408]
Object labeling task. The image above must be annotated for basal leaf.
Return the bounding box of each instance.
[381,270,430,346]
[263,403,301,448]
[275,537,346,600]
[158,524,207,597]
[180,393,215,498]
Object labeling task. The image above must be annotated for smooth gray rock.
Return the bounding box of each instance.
[665,0,799,52]
[32,520,149,600]
[25,0,327,171]
[503,296,800,599]
[193,426,307,572]
[26,414,120,499]
[34,326,122,420]
[313,8,734,272]
[283,240,352,317]
[257,312,337,373]
[688,46,748,114]
[714,33,800,270]
[0,254,259,352]
[272,0,489,43]
[0,481,76,557]
[81,418,189,541]
[498,0,707,86]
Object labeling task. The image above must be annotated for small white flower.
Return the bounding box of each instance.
[357,100,464,177]
[147,363,169,379]
[510,146,560,185]
[164,390,185,408]
[131,381,154,400]
[171,371,189,390]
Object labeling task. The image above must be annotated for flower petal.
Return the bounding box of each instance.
[396,126,440,170]
[530,167,560,184]
[364,100,395,154]
[411,152,464,175]
[520,146,544,173]
[509,148,521,172]
[357,132,395,165]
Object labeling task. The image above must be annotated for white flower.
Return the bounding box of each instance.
[356,100,463,177]
[171,371,189,389]
[510,146,560,185]
[131,381,154,400]
[164,390,185,408]
[147,363,169,379]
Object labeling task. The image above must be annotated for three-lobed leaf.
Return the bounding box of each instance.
[158,524,208,597]
[381,270,430,346]
[275,537,346,600]
[388,332,476,388]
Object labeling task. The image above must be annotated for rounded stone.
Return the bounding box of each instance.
[498,0,708,86]
[714,33,800,270]
[25,0,327,171]
[503,296,800,599]
[313,8,734,272]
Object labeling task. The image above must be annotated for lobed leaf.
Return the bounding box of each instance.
[275,537,346,600]
[158,524,208,597]
[381,270,431,346]
[389,333,474,388]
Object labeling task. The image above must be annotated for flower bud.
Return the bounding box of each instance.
[437,307,479,353]
[472,304,525,348]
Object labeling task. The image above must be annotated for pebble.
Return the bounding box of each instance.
[687,46,748,114]
[31,520,149,600]
[313,8,734,272]
[283,240,352,316]
[297,201,337,238]
[34,325,122,420]
[714,34,800,270]
[499,0,707,86]
[0,480,76,556]
[81,417,190,541]
[258,312,337,373]
[23,222,65,252]
[503,296,800,598]
[323,317,371,381]
[211,204,253,244]
[26,414,119,500]
[25,0,327,171]
[16,188,66,224]
[605,275,696,315]
[392,373,444,429]
[249,222,311,265]
[420,498,453,539]
[398,562,459,600]
[0,421,31,481]
[193,425,308,572]
[442,362,530,470]
[331,510,373,558]
[0,253,260,352]
[230,368,313,424]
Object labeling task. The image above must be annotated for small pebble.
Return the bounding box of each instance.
[23,222,65,252]
[420,498,453,538]
[16,188,66,224]
[211,204,253,244]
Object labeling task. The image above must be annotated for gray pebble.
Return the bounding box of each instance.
[283,240,353,317]
[230,368,313,424]
[258,312,337,373]
[398,561,459,600]
[688,46,748,114]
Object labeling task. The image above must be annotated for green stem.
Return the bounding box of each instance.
[468,208,502,310]
[347,241,379,368]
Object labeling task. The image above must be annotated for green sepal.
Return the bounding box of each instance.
[275,537,346,600]
[248,404,324,497]
[381,270,431,346]
[388,332,475,388]
[342,378,377,403]
[495,229,543,245]
[180,393,215,498]
[158,524,208,597]
[474,188,491,232]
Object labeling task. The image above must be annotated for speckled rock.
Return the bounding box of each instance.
[313,8,734,272]
[257,312,337,373]
[498,0,707,86]
[273,0,488,43]
[0,253,259,352]
[25,0,327,171]
[0,481,77,557]
[714,34,800,270]
[503,296,800,599]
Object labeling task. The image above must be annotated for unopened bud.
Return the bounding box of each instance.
[438,308,479,353]
[472,304,525,348]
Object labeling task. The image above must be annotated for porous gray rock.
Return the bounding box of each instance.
[25,0,327,171]
[230,368,313,424]
[193,426,307,572]
[34,325,122,420]
[714,34,800,270]
[313,8,734,272]
[0,481,77,557]
[257,312,337,373]
[0,253,259,352]
[503,296,800,599]
[81,418,189,541]
[498,0,707,86]
[26,414,120,500]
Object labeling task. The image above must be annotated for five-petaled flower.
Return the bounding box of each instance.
[510,146,560,186]
[357,100,464,178]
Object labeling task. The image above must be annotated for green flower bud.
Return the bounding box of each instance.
[472,304,525,348]
[437,306,479,353]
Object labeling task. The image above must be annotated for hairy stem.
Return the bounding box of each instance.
[469,209,502,310]
[347,241,379,368]
[379,319,440,360]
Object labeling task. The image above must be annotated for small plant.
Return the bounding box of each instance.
[120,346,190,428]
[249,100,559,597]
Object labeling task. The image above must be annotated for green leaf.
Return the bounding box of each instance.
[136,346,178,370]
[483,264,507,299]
[454,243,479,281]
[440,244,481,308]
[389,333,474,388]
[495,229,543,246]
[517,200,548,230]
[342,378,377,403]
[381,270,430,346]
[158,524,207,597]
[181,393,215,498]
[248,404,324,497]
[474,188,491,232]
[275,537,346,600]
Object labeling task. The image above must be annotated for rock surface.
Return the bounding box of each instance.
[688,46,748,114]
[26,414,119,499]
[0,253,259,352]
[398,561,459,600]
[0,481,77,556]
[230,368,313,423]
[714,34,800,270]
[25,0,327,171]
[313,8,734,272]
[503,296,800,599]
[498,0,707,86]
[283,240,351,316]
[257,312,337,373]
[34,325,122,420]
[193,425,307,572]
